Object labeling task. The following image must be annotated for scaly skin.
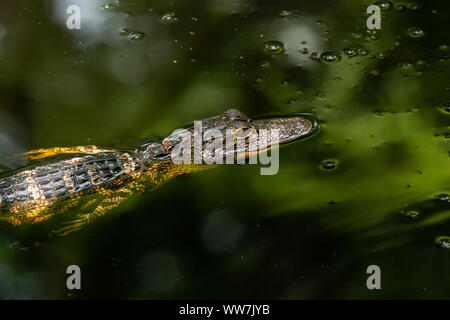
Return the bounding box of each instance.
[0,109,317,235]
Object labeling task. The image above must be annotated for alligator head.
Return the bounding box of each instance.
[142,109,318,166]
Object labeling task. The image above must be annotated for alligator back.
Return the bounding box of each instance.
[0,151,142,225]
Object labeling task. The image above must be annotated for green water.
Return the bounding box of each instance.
[0,0,449,299]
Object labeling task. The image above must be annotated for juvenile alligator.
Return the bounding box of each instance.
[0,109,317,235]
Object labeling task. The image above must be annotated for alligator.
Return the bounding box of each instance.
[0,109,318,235]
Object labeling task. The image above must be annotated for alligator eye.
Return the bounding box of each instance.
[162,139,173,152]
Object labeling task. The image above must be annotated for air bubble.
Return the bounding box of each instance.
[405,210,419,218]
[375,1,393,10]
[130,32,145,41]
[408,3,421,10]
[263,41,285,55]
[436,193,449,202]
[161,13,178,24]
[435,236,450,249]
[358,48,370,56]
[415,59,425,65]
[407,27,425,38]
[119,27,130,36]
[299,48,309,54]
[440,103,450,114]
[316,92,327,99]
[320,160,337,170]
[319,51,342,64]
[343,48,358,57]
[258,61,270,70]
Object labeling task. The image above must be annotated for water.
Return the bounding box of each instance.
[0,0,448,299]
